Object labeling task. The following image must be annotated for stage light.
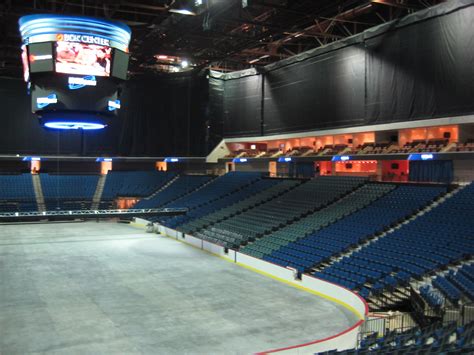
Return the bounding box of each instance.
[44,121,106,130]
[169,8,196,16]
[181,60,189,68]
[22,156,41,161]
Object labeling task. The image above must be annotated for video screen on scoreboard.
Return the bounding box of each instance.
[55,41,112,77]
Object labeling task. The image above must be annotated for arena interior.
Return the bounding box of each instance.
[0,0,473,354]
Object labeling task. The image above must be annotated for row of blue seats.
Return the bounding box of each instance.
[420,284,444,307]
[102,171,177,199]
[157,172,263,227]
[430,266,474,305]
[134,175,213,209]
[266,185,446,273]
[0,174,35,200]
[40,174,99,200]
[168,178,281,228]
[331,184,473,297]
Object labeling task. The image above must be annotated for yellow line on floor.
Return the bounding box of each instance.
[146,227,364,320]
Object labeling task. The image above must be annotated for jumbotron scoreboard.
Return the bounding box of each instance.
[19,15,132,130]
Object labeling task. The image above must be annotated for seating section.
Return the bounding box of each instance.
[101,171,177,199]
[0,174,36,200]
[41,174,99,200]
[449,139,474,152]
[155,172,263,227]
[0,174,36,213]
[420,263,474,307]
[315,184,474,298]
[241,183,396,259]
[193,176,367,248]
[134,175,214,209]
[419,284,446,308]
[224,138,459,159]
[326,321,474,354]
[179,179,297,234]
[40,174,100,211]
[263,185,444,276]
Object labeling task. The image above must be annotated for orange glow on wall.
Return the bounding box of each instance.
[399,125,458,146]
[227,142,247,151]
[269,161,277,177]
[101,161,112,175]
[319,161,332,176]
[352,132,375,148]
[427,125,458,142]
[381,160,409,182]
[156,161,167,171]
[333,134,352,146]
[116,198,140,209]
[300,137,315,148]
[31,160,41,174]
[335,160,377,175]
[315,136,334,150]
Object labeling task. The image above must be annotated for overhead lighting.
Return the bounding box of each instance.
[157,55,168,59]
[44,121,106,130]
[169,8,196,16]
[249,55,270,64]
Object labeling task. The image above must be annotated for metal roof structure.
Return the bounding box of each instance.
[0,0,445,77]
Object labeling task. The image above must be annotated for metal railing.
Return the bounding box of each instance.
[0,207,188,222]
[358,303,474,346]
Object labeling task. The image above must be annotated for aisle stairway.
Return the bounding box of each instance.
[91,174,107,210]
[32,174,46,212]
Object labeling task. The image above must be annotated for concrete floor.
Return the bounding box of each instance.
[0,221,357,355]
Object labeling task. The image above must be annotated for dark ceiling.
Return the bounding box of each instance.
[0,0,445,78]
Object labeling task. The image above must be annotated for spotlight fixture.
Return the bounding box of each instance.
[169,8,196,16]
[168,0,206,16]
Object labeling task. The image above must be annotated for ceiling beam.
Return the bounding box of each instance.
[370,0,420,10]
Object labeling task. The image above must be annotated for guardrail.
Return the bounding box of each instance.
[0,208,188,222]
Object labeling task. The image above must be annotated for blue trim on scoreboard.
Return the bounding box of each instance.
[19,14,131,50]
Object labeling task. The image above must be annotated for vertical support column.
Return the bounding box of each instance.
[30,159,41,174]
[268,161,277,177]
[101,161,112,175]
[156,161,167,171]
[376,160,383,181]
[226,162,235,173]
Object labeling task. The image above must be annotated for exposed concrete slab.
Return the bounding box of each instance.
[0,221,357,354]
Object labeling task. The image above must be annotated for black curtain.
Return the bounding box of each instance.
[217,1,474,138]
[264,46,366,134]
[0,72,208,157]
[118,73,208,156]
[222,75,262,137]
[409,160,453,183]
[365,4,474,123]
[208,77,224,151]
